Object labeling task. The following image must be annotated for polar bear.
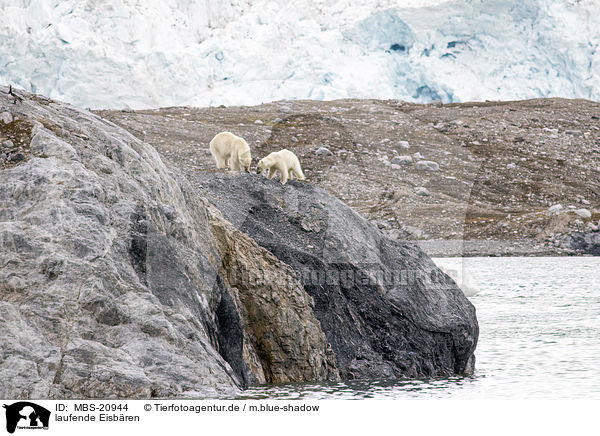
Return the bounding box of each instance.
[209,131,252,172]
[256,149,305,184]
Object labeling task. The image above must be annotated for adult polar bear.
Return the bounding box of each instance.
[257,149,305,184]
[209,131,252,172]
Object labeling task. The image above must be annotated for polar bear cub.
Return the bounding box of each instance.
[257,149,305,185]
[209,131,252,172]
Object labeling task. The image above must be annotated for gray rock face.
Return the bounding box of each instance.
[193,172,479,379]
[0,88,337,398]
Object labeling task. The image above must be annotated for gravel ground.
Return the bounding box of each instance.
[95,97,600,256]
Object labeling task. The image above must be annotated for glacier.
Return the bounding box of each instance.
[0,0,598,109]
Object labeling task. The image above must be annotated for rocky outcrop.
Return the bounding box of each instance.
[0,87,337,398]
[1,87,477,399]
[206,207,338,385]
[193,172,479,379]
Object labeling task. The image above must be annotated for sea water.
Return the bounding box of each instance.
[239,257,600,399]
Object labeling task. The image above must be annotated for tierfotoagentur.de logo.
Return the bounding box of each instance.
[2,402,50,434]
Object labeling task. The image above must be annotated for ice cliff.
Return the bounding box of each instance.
[0,0,598,109]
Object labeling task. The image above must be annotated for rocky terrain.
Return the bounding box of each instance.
[96,98,600,256]
[0,87,477,399]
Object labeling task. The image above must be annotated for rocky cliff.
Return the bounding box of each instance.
[1,87,477,398]
[0,87,338,398]
[194,172,478,378]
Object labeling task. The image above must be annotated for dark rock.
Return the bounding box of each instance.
[194,172,479,379]
[8,152,25,162]
[389,43,406,52]
[568,231,600,255]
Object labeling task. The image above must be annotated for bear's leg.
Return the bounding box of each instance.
[214,154,227,169]
[267,168,276,179]
[229,156,240,172]
[292,166,305,180]
[280,166,288,184]
[288,169,295,180]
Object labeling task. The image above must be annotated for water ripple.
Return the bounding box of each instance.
[237,257,600,399]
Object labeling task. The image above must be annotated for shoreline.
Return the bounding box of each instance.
[416,238,598,257]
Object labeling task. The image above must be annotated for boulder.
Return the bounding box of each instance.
[573,208,592,219]
[568,231,600,255]
[415,187,431,196]
[193,172,479,379]
[315,147,333,156]
[390,155,412,166]
[0,111,12,124]
[564,130,582,136]
[415,160,440,171]
[547,204,564,215]
[0,88,338,398]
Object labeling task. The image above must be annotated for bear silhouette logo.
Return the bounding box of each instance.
[2,402,50,433]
